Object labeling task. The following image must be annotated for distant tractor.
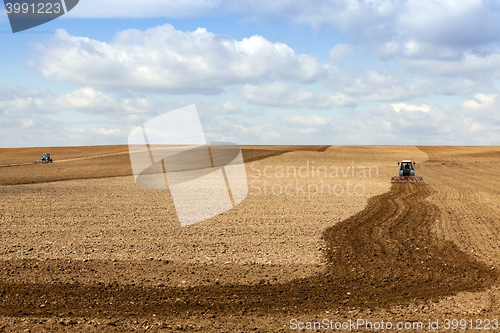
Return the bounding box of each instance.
[391,160,424,183]
[35,153,53,164]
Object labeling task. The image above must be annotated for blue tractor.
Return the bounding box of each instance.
[40,153,53,163]
[391,160,423,183]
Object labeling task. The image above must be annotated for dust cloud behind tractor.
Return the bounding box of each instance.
[4,0,79,33]
[128,105,248,227]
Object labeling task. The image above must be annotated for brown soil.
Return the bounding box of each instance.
[0,145,329,186]
[418,146,500,269]
[0,183,495,315]
[1,145,500,332]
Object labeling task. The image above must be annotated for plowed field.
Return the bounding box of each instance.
[1,145,500,332]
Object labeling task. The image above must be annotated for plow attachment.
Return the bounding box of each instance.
[391,176,424,183]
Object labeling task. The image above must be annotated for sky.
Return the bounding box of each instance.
[1,0,500,147]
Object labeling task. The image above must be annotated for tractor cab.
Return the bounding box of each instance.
[398,160,415,177]
[40,153,53,163]
[391,160,423,183]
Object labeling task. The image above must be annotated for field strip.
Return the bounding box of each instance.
[51,150,130,163]
[0,183,496,318]
[417,146,500,268]
[0,147,188,167]
[54,147,200,164]
[0,151,130,167]
[0,145,332,168]
[0,162,33,167]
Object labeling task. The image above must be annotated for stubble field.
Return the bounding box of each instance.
[0,145,499,332]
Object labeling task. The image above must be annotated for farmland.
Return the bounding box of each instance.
[0,145,499,331]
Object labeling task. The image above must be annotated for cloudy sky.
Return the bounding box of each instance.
[1,0,500,147]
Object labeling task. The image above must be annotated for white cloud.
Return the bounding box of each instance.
[239,82,357,108]
[399,52,500,78]
[21,118,35,128]
[203,114,334,144]
[202,102,500,145]
[43,0,500,79]
[9,0,497,63]
[6,3,500,146]
[29,20,500,107]
[461,93,500,129]
[217,0,500,87]
[49,87,116,111]
[0,97,44,115]
[328,69,429,101]
[325,63,498,101]
[223,1,500,50]
[281,115,332,134]
[404,40,421,56]
[0,83,254,146]
[329,44,356,62]
[342,101,500,145]
[4,83,500,146]
[33,25,326,94]
[0,86,149,116]
[398,0,498,48]
[204,101,241,114]
[223,0,398,31]
[463,93,497,110]
[93,128,127,136]
[391,103,430,113]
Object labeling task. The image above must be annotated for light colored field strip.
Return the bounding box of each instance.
[0,154,128,167]
[50,150,131,163]
[0,162,33,167]
[0,146,192,167]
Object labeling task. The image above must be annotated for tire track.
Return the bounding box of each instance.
[417,146,500,269]
[322,183,496,302]
[0,182,496,318]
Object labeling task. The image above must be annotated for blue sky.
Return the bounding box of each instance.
[1,0,500,147]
